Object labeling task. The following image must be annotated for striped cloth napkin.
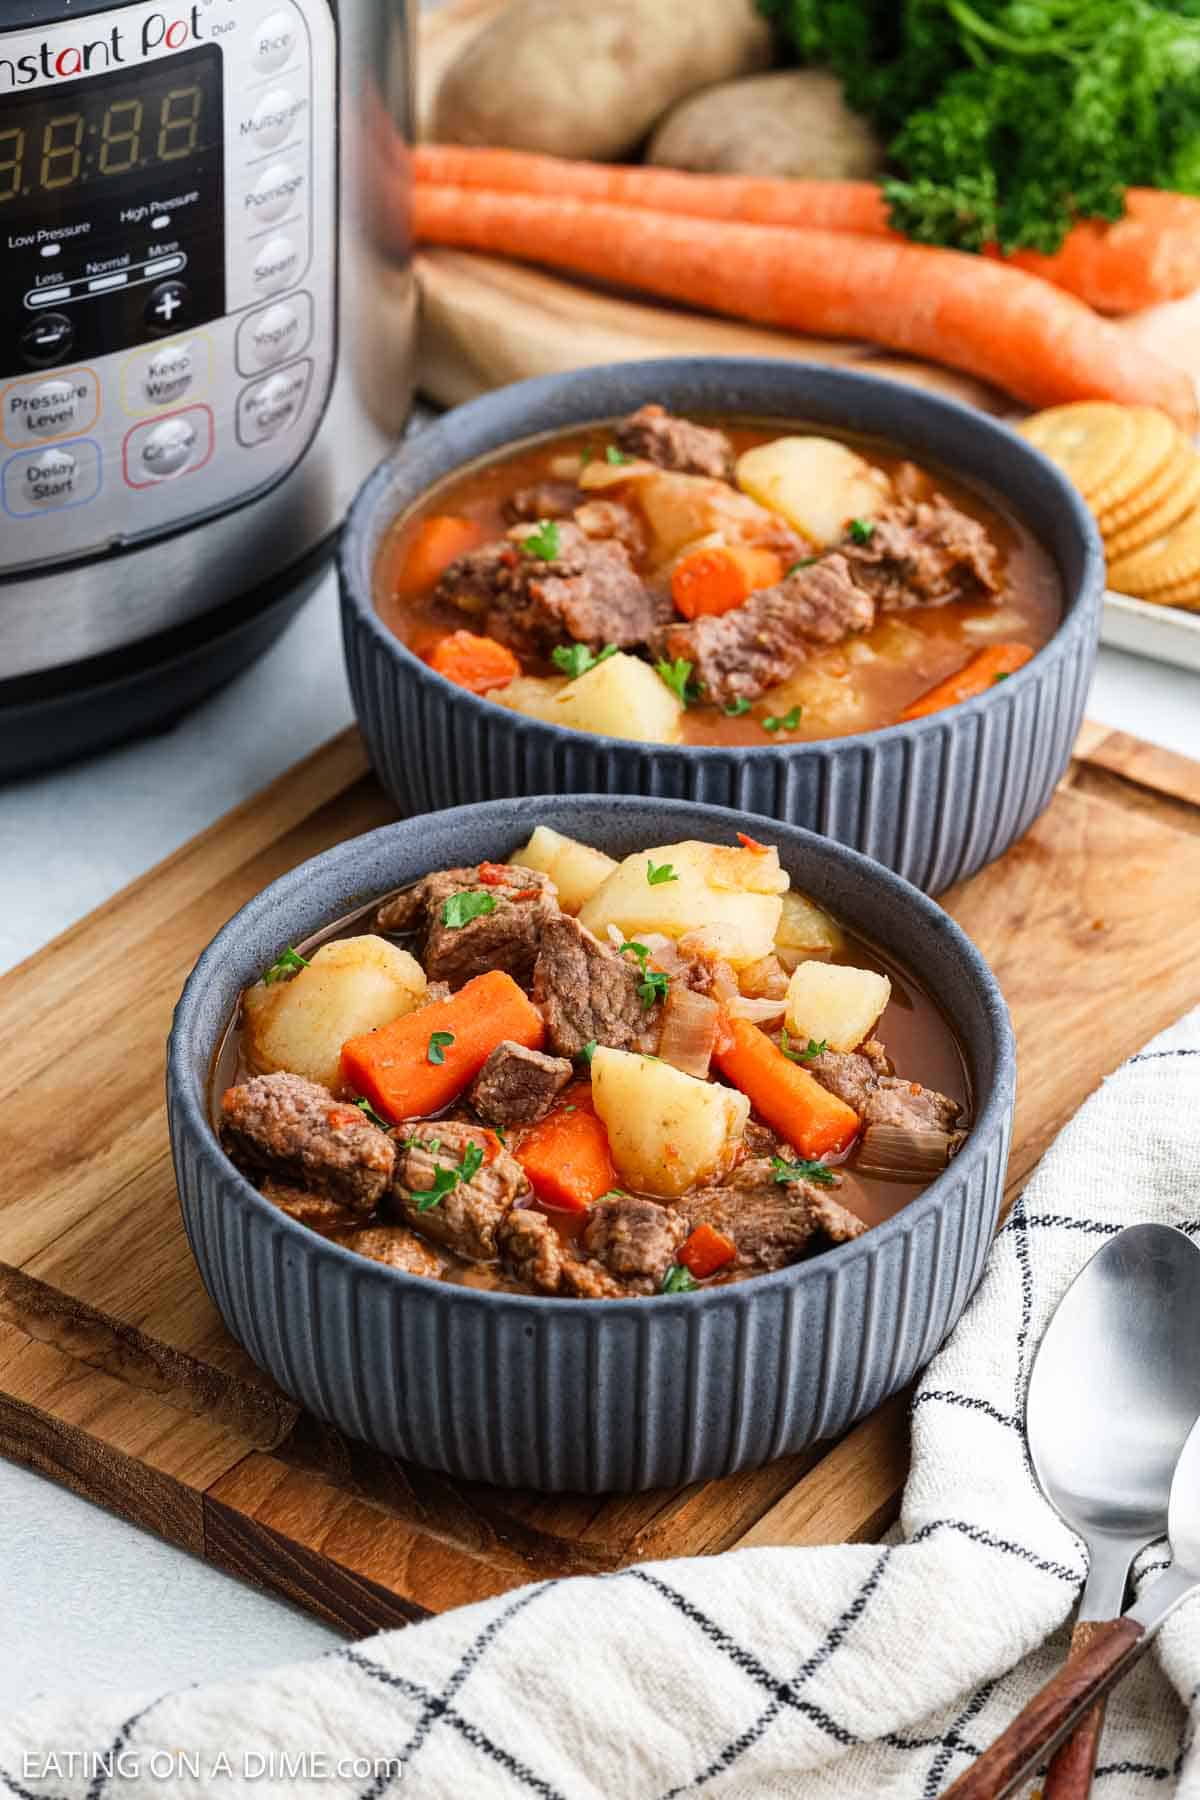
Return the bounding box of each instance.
[4,1009,1200,1799]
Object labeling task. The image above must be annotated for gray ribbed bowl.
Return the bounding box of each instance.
[168,794,1015,1493]
[339,358,1105,894]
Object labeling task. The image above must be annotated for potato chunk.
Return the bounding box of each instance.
[242,936,427,1091]
[784,960,891,1053]
[491,674,568,722]
[591,1047,748,1198]
[544,652,684,745]
[776,890,845,963]
[735,437,892,546]
[508,826,617,914]
[579,838,788,968]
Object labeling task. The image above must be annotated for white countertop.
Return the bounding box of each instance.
[3,571,1200,1713]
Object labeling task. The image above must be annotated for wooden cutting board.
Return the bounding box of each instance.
[3,723,1200,1634]
[412,2,1200,412]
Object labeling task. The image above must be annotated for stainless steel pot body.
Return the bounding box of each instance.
[0,0,414,684]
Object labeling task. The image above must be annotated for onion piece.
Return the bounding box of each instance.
[724,995,788,1024]
[657,986,720,1079]
[856,1122,961,1179]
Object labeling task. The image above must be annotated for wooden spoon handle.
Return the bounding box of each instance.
[943,1617,1145,1800]
[1041,1620,1116,1800]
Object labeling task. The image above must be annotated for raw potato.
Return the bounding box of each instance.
[579,839,788,967]
[776,891,846,960]
[736,438,892,546]
[432,0,773,163]
[591,1047,749,1198]
[545,653,684,745]
[785,961,891,1054]
[509,825,617,914]
[243,936,427,1091]
[648,70,886,180]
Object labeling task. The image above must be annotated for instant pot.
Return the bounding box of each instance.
[0,0,415,776]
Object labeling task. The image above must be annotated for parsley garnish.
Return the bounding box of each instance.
[662,1264,698,1294]
[416,1164,460,1210]
[772,1154,837,1189]
[654,657,702,707]
[580,1039,598,1065]
[579,446,594,469]
[787,557,818,574]
[993,671,1012,684]
[620,939,670,1009]
[552,641,618,680]
[427,1030,455,1066]
[521,518,560,561]
[263,946,309,984]
[723,697,751,716]
[780,1030,828,1065]
[352,1096,392,1129]
[646,859,678,886]
[442,890,498,930]
[412,1136,485,1210]
[605,445,631,465]
[459,1142,485,1183]
[848,518,875,544]
[763,705,802,734]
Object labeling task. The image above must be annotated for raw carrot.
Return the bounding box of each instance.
[413,149,1200,315]
[515,1084,616,1213]
[340,970,545,1122]
[671,545,783,619]
[426,629,521,694]
[898,644,1034,722]
[712,1015,859,1159]
[393,514,486,597]
[412,186,1198,430]
[679,1222,736,1279]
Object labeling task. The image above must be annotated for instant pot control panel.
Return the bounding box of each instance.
[0,0,336,575]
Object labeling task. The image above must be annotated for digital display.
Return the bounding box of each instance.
[2,46,226,368]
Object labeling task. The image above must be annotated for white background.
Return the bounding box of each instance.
[2,569,1199,1714]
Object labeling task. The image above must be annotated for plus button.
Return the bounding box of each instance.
[145,280,191,333]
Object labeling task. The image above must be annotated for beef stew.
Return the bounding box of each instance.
[214,830,971,1300]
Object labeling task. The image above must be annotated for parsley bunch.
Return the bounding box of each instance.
[760,0,1200,252]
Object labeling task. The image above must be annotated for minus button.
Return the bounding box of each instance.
[89,272,128,293]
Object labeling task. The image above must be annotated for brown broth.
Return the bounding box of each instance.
[373,418,1063,744]
[210,866,971,1291]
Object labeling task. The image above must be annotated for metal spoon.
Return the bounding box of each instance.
[948,1223,1200,1800]
[946,1390,1200,1799]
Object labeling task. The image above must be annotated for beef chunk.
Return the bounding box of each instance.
[469,1040,574,1126]
[614,404,733,482]
[582,1194,687,1293]
[377,864,558,990]
[663,554,875,704]
[220,1072,394,1216]
[260,1178,357,1235]
[436,520,660,660]
[332,1225,447,1278]
[806,1040,962,1133]
[681,1162,865,1272]
[497,1207,627,1298]
[572,497,648,560]
[808,1191,870,1246]
[504,481,580,523]
[533,913,648,1056]
[838,496,999,613]
[392,1121,530,1261]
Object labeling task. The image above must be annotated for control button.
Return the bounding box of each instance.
[236,360,313,446]
[236,291,313,376]
[253,233,301,295]
[251,9,298,72]
[122,406,213,490]
[245,160,305,226]
[19,314,74,369]
[145,280,192,333]
[247,87,305,150]
[1,370,98,446]
[3,440,102,518]
[143,342,197,407]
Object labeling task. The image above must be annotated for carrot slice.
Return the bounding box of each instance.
[393,515,486,597]
[680,1222,736,1279]
[340,970,544,1122]
[713,1015,859,1159]
[898,644,1034,722]
[515,1084,616,1214]
[426,630,521,695]
[412,150,1200,316]
[411,186,1198,429]
[671,546,784,619]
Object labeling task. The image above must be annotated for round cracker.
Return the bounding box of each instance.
[1086,407,1179,517]
[1019,404,1138,501]
[1097,427,1187,532]
[1102,454,1200,564]
[1123,572,1200,612]
[1107,503,1200,594]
